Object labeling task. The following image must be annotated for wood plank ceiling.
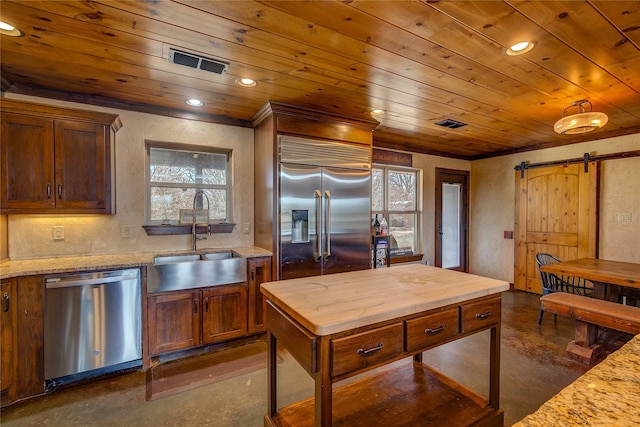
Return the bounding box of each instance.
[1,0,639,159]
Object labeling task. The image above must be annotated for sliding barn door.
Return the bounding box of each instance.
[514,162,599,293]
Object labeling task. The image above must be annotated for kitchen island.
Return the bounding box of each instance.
[261,264,510,426]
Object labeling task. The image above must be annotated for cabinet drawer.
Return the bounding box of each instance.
[460,296,501,334]
[405,307,459,353]
[331,323,403,378]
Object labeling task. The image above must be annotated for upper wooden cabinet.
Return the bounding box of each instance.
[0,99,122,214]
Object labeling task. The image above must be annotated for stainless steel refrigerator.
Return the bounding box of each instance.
[279,136,372,280]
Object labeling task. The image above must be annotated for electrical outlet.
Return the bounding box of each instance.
[52,226,65,241]
[243,222,251,234]
[122,225,133,238]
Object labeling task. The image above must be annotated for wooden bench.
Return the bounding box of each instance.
[540,292,640,364]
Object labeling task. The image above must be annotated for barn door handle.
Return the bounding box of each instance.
[2,293,9,312]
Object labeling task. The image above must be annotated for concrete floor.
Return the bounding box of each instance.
[1,290,591,426]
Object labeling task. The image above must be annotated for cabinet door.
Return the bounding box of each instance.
[54,120,108,210]
[148,291,201,356]
[1,280,16,394]
[0,113,55,209]
[248,257,272,334]
[202,283,247,344]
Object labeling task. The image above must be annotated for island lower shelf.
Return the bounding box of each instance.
[266,361,503,427]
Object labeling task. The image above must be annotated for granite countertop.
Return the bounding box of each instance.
[513,333,640,426]
[261,264,510,335]
[0,246,272,279]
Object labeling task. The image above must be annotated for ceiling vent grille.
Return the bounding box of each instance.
[169,48,229,75]
[435,119,468,129]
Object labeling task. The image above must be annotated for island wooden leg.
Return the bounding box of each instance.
[267,331,278,419]
[489,325,500,410]
[315,337,332,427]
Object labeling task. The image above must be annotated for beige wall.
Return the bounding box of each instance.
[5,94,254,260]
[3,94,638,281]
[470,133,640,283]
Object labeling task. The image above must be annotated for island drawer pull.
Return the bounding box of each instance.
[357,343,383,355]
[475,310,492,319]
[425,324,445,334]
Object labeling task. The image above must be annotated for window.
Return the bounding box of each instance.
[371,166,421,255]
[146,142,231,224]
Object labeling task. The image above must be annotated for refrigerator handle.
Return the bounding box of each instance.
[324,190,331,259]
[315,190,322,261]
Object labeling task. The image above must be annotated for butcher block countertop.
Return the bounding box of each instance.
[514,333,640,426]
[0,246,272,279]
[261,264,510,336]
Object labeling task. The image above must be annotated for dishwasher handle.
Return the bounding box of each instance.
[45,274,139,289]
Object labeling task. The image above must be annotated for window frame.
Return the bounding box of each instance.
[371,164,422,255]
[145,140,232,225]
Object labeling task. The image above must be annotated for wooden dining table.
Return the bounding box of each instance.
[539,257,640,302]
[539,258,640,363]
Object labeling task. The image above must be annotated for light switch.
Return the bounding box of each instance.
[53,226,65,241]
[243,223,251,234]
[617,212,632,223]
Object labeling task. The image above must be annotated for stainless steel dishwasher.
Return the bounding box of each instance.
[44,268,142,383]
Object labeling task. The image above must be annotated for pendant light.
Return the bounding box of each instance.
[554,100,608,135]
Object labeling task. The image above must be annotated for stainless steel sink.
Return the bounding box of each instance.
[200,251,236,260]
[153,254,201,264]
[148,253,246,293]
[153,251,237,264]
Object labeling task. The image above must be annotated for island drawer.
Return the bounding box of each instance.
[405,307,459,353]
[460,296,501,334]
[331,323,403,377]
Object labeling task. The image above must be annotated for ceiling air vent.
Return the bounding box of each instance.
[435,119,467,129]
[169,48,229,75]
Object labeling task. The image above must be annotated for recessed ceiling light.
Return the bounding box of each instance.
[0,21,24,37]
[506,41,536,56]
[370,109,386,116]
[235,78,257,87]
[185,98,204,107]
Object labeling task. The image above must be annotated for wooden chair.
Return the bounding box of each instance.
[536,253,594,325]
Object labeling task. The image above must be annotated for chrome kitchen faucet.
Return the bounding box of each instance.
[192,190,211,252]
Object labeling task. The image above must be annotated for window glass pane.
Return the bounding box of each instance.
[389,213,416,252]
[148,144,230,224]
[388,171,415,211]
[150,188,227,222]
[150,148,226,185]
[371,168,384,211]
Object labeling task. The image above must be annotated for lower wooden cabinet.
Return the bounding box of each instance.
[247,256,272,334]
[147,283,247,356]
[202,284,247,343]
[148,290,201,355]
[1,279,16,397]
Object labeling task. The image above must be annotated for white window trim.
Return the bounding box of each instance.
[372,164,422,254]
